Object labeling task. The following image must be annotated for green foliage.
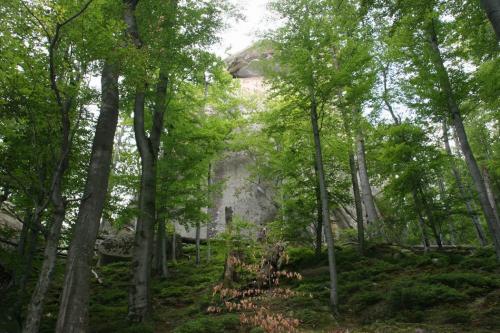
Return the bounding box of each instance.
[388,280,467,310]
[173,314,240,333]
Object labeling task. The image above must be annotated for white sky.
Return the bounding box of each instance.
[211,0,273,58]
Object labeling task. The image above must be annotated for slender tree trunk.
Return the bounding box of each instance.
[315,183,323,256]
[23,186,66,333]
[428,20,500,259]
[483,166,500,222]
[309,99,338,311]
[437,176,456,245]
[155,218,168,278]
[356,134,378,225]
[55,61,119,333]
[382,65,401,125]
[314,181,323,256]
[340,109,364,254]
[349,152,364,254]
[313,160,323,256]
[412,190,430,252]
[442,122,487,246]
[129,69,168,322]
[418,186,443,248]
[129,88,155,322]
[223,207,236,287]
[171,226,177,264]
[195,222,201,265]
[480,0,500,40]
[23,100,73,333]
[207,164,212,262]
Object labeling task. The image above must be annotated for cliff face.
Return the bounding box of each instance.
[177,44,277,240]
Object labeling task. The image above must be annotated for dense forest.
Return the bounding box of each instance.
[0,0,499,332]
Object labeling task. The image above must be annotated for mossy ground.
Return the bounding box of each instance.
[1,242,499,332]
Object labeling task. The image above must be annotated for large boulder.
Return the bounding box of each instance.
[0,202,22,249]
[96,220,183,265]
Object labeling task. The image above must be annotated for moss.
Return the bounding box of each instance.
[172,314,240,333]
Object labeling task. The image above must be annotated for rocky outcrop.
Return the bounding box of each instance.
[226,41,273,79]
[0,202,23,249]
[96,220,182,265]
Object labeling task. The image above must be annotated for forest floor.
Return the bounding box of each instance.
[2,242,500,333]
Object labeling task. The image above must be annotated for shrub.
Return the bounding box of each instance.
[173,314,240,333]
[439,309,471,324]
[422,272,499,290]
[388,280,466,310]
[349,290,384,312]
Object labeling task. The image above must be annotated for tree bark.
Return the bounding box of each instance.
[23,75,74,333]
[480,0,500,40]
[349,152,364,255]
[356,134,378,225]
[382,65,401,125]
[129,70,169,322]
[314,180,323,256]
[55,61,119,333]
[222,207,237,287]
[155,218,168,278]
[437,176,457,245]
[418,186,443,248]
[340,109,364,254]
[482,166,500,222]
[412,190,430,252]
[309,99,338,311]
[195,221,201,265]
[171,226,177,264]
[207,164,212,262]
[442,121,487,246]
[427,20,500,259]
[23,180,67,333]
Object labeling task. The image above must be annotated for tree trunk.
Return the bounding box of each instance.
[129,69,168,322]
[155,218,168,278]
[171,226,177,264]
[442,121,487,246]
[356,134,378,225]
[437,176,457,245]
[314,181,323,256]
[340,109,364,254]
[23,93,73,333]
[483,166,500,222]
[223,207,237,287]
[382,65,401,125]
[129,88,155,322]
[55,61,119,333]
[418,186,443,248]
[428,19,500,260]
[480,0,500,40]
[195,221,201,265]
[207,164,212,262]
[349,152,364,255]
[125,0,169,316]
[412,190,430,252]
[23,188,66,333]
[309,99,338,311]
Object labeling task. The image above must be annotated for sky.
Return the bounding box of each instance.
[211,0,273,58]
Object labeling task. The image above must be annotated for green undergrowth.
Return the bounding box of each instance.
[285,244,500,332]
[1,242,499,332]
